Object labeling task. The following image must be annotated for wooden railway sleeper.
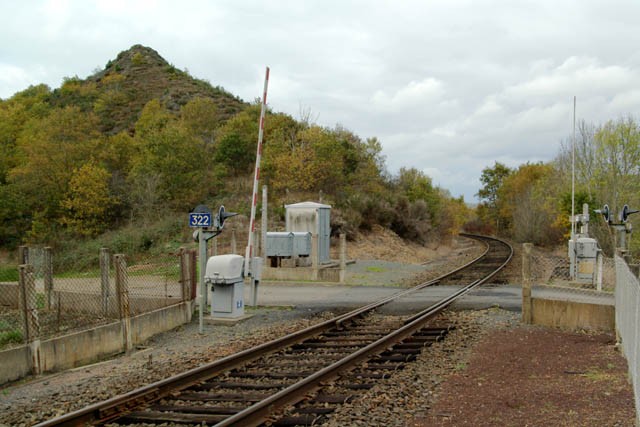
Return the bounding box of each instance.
[97,389,161,421]
[119,409,227,424]
[270,414,319,426]
[148,404,243,415]
[194,381,291,391]
[169,391,267,402]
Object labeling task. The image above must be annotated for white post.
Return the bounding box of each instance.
[251,255,261,307]
[231,228,237,254]
[339,233,346,283]
[261,185,268,262]
[311,234,319,281]
[596,250,603,291]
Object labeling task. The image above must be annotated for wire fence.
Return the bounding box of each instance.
[528,247,615,294]
[615,255,640,423]
[0,246,196,351]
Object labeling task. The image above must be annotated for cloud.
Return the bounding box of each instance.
[2,1,640,201]
[371,78,445,111]
[505,57,636,103]
[0,63,50,97]
[0,64,32,90]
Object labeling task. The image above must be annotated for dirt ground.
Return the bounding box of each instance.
[333,224,460,264]
[415,325,635,426]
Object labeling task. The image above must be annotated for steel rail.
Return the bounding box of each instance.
[214,235,512,426]
[34,234,507,427]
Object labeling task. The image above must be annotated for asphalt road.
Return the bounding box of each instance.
[249,283,524,315]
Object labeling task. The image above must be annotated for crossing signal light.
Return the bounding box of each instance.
[620,204,639,223]
[216,205,238,229]
[595,205,610,224]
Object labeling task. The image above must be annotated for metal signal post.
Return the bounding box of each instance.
[191,205,237,334]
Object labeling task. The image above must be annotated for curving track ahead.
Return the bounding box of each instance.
[35,234,512,427]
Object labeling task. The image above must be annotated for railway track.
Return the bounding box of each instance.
[36,234,512,427]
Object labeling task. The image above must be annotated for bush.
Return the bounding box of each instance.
[51,212,190,272]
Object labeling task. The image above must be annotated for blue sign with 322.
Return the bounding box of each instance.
[189,212,212,228]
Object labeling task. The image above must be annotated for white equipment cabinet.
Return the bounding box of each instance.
[205,254,245,318]
[285,202,331,263]
[575,237,598,282]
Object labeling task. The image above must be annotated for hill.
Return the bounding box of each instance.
[0,44,472,258]
[49,44,247,134]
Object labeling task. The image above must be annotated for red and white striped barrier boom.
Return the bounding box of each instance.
[245,66,270,275]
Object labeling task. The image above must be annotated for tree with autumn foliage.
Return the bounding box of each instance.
[61,161,117,236]
[498,163,564,245]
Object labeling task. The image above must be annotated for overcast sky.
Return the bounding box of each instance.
[2,0,640,201]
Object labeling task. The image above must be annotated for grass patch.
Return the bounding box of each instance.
[36,293,45,309]
[365,266,387,273]
[581,368,614,381]
[0,320,23,346]
[0,266,18,282]
[55,270,101,279]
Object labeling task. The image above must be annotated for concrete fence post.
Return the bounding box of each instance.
[179,247,190,301]
[339,233,347,283]
[100,248,110,316]
[522,243,533,324]
[19,264,41,374]
[311,234,319,281]
[189,249,198,304]
[114,254,132,352]
[19,264,40,342]
[18,245,29,265]
[44,247,53,310]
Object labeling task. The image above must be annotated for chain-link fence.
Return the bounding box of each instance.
[528,247,615,294]
[615,256,640,423]
[0,263,25,350]
[0,246,195,351]
[123,251,187,315]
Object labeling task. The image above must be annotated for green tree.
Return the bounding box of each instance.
[128,100,207,217]
[180,97,219,146]
[555,116,640,254]
[213,105,260,175]
[9,106,101,239]
[499,163,563,245]
[476,162,512,233]
[395,167,441,223]
[593,117,640,215]
[0,85,52,184]
[93,73,130,130]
